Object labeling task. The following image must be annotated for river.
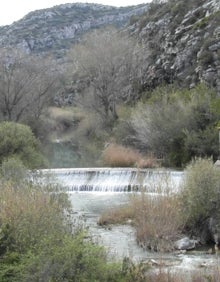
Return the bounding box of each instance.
[40,168,219,278]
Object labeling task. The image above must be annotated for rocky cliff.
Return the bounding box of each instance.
[0,3,147,57]
[0,0,219,94]
[129,0,220,94]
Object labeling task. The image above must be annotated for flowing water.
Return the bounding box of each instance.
[41,167,183,192]
[40,168,218,276]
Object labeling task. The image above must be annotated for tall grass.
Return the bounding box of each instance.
[132,192,183,252]
[98,204,135,226]
[99,175,183,252]
[0,179,127,281]
[0,182,67,254]
[102,143,157,168]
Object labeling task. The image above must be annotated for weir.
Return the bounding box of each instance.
[39,168,183,192]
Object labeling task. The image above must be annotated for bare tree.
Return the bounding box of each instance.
[67,27,139,125]
[0,48,58,122]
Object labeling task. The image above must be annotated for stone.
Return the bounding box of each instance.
[174,237,198,250]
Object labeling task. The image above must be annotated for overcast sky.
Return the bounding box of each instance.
[0,0,150,26]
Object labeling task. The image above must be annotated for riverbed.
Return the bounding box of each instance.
[68,191,219,277]
[39,167,219,278]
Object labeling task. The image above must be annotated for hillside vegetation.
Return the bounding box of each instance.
[1,2,220,280]
[0,0,219,168]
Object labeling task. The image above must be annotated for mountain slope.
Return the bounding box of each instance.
[129,0,220,94]
[0,3,147,56]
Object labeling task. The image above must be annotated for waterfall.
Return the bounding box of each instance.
[39,168,183,193]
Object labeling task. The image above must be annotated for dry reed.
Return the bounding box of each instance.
[102,143,157,168]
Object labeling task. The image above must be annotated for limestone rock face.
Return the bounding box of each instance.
[0,1,219,94]
[0,3,147,56]
[129,0,220,94]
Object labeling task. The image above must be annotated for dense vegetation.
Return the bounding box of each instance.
[0,0,220,281]
[0,0,219,168]
[0,135,219,282]
[129,84,220,167]
[99,158,220,252]
[0,122,46,169]
[0,159,141,281]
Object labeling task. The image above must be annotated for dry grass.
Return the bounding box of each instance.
[145,269,185,282]
[44,106,84,141]
[0,181,66,253]
[131,193,183,252]
[102,143,157,168]
[99,179,183,252]
[145,268,220,282]
[98,204,135,226]
[48,106,76,121]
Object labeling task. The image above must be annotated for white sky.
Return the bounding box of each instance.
[0,0,151,26]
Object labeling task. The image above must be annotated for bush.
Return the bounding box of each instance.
[102,143,157,168]
[1,157,27,185]
[132,192,183,252]
[0,179,126,282]
[25,234,124,282]
[102,143,141,167]
[0,122,46,169]
[98,205,135,226]
[0,183,67,254]
[180,158,220,231]
[99,176,183,252]
[131,84,220,167]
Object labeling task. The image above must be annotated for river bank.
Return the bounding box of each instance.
[68,192,220,280]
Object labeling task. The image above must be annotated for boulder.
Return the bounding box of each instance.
[174,237,198,250]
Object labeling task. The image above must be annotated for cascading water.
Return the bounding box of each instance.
[40,167,183,193]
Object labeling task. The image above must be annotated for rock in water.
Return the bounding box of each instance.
[174,237,198,250]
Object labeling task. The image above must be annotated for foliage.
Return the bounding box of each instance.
[99,176,183,252]
[112,105,136,147]
[131,190,183,252]
[0,183,67,254]
[24,234,123,282]
[180,158,220,231]
[0,178,128,282]
[0,157,27,184]
[0,121,46,169]
[131,84,220,167]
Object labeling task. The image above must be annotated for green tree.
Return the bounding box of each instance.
[0,121,46,168]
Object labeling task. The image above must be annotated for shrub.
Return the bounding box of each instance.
[180,158,220,231]
[1,157,27,185]
[98,205,135,226]
[99,177,183,252]
[102,143,141,167]
[0,121,46,169]
[25,234,123,282]
[0,183,67,254]
[102,143,157,168]
[131,84,220,167]
[132,192,183,252]
[0,179,126,282]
